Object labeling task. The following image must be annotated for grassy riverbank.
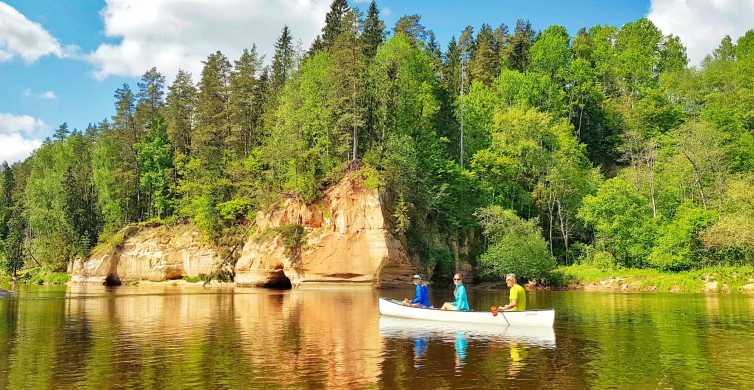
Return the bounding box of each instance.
[0,268,70,288]
[555,264,754,294]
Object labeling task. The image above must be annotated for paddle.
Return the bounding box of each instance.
[492,305,512,326]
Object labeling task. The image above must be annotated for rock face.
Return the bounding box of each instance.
[235,173,416,287]
[69,224,223,284]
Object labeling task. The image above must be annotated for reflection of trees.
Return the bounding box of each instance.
[3,288,754,389]
[2,285,386,388]
[566,293,717,389]
[5,288,66,389]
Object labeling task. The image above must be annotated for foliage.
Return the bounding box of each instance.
[648,203,717,271]
[6,13,754,282]
[476,206,556,282]
[579,176,657,268]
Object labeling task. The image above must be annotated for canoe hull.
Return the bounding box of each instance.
[378,298,554,327]
[378,317,556,348]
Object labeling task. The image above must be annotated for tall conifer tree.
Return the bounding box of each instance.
[165,70,197,157]
[271,26,295,93]
[362,0,385,58]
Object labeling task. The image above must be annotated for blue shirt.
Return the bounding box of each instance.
[454,284,469,311]
[411,284,430,307]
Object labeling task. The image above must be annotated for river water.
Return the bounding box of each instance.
[1,284,753,389]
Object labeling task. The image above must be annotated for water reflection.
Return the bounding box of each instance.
[454,332,467,370]
[1,287,754,389]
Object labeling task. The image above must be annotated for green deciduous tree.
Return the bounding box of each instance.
[477,206,555,282]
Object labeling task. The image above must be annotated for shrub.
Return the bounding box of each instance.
[217,198,254,223]
[578,176,658,268]
[649,203,717,271]
[476,206,556,282]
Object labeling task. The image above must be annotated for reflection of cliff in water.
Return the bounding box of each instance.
[0,285,384,389]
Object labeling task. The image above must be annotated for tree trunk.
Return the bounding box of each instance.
[556,199,569,264]
[681,150,708,209]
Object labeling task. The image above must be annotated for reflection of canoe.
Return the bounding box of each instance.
[378,317,556,348]
[378,298,555,327]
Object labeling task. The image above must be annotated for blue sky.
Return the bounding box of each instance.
[2,0,753,163]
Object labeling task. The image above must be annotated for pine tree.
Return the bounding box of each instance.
[51,122,69,141]
[271,26,295,93]
[331,9,367,162]
[508,19,535,71]
[136,67,166,127]
[113,84,136,136]
[393,15,427,43]
[165,70,197,157]
[229,46,264,157]
[112,83,142,221]
[194,51,232,166]
[470,24,500,85]
[321,0,350,49]
[362,0,385,58]
[495,24,510,67]
[443,36,462,101]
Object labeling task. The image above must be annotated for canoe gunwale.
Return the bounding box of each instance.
[380,297,553,313]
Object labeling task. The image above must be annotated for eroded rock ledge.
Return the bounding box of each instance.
[68,224,222,285]
[235,173,416,288]
[70,173,417,288]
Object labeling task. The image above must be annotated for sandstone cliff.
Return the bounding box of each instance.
[235,173,416,287]
[69,224,223,284]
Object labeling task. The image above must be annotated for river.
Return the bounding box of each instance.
[1,285,753,389]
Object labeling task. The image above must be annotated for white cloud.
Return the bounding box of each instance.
[22,88,57,100]
[0,1,63,63]
[0,133,43,163]
[88,0,332,80]
[649,0,754,66]
[0,113,49,135]
[0,113,49,163]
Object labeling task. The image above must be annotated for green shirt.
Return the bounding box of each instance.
[509,284,527,311]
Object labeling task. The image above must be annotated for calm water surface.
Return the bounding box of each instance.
[1,285,753,389]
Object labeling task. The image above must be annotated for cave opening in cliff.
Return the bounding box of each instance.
[265,269,292,289]
[104,274,122,286]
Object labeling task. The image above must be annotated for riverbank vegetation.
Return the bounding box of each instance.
[2,0,754,284]
[557,264,754,294]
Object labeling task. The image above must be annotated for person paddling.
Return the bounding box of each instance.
[497,273,526,311]
[441,273,470,311]
[403,274,430,308]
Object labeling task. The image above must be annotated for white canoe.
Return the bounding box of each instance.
[378,298,555,328]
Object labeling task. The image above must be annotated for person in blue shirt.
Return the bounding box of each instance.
[441,273,470,311]
[403,274,430,308]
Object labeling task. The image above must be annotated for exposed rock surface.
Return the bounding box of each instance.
[235,173,416,287]
[69,224,222,284]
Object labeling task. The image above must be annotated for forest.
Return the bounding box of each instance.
[1,0,753,283]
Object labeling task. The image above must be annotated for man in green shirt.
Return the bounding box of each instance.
[498,273,526,311]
